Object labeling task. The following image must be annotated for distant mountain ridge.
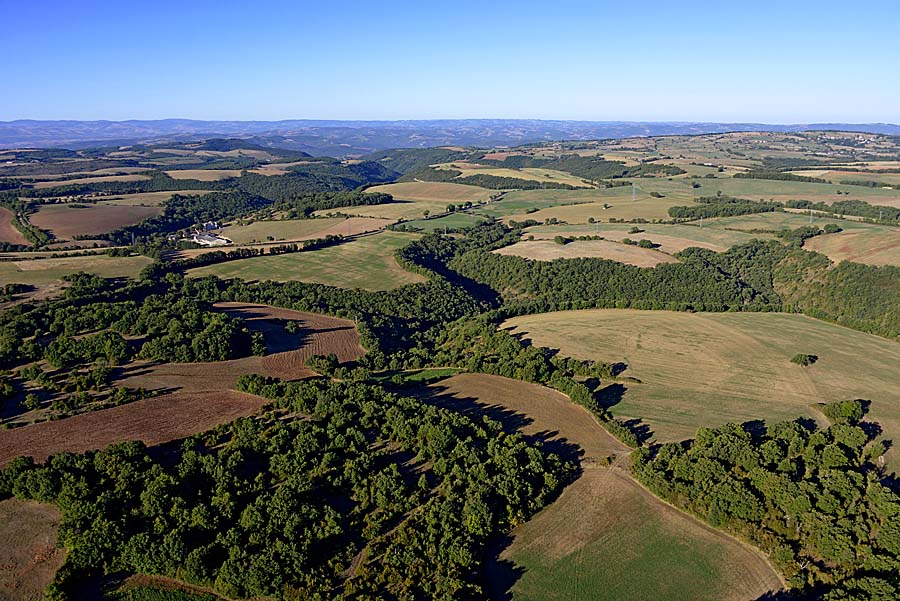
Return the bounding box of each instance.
[2,118,898,156]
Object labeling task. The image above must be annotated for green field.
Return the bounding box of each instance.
[400,212,487,231]
[503,309,900,467]
[701,211,881,232]
[187,231,426,290]
[684,176,900,207]
[0,255,152,287]
[525,222,770,252]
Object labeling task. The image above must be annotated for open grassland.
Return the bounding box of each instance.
[804,226,900,266]
[218,217,344,244]
[690,177,900,207]
[701,211,881,232]
[526,222,769,253]
[485,185,693,223]
[494,239,678,267]
[790,169,900,186]
[0,255,151,287]
[187,231,426,290]
[422,374,781,601]
[93,190,213,206]
[0,207,30,246]
[504,310,900,467]
[435,163,592,188]
[163,169,242,181]
[29,203,161,239]
[400,212,487,232]
[366,181,496,203]
[32,173,151,189]
[0,499,66,601]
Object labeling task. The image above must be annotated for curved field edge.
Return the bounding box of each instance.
[502,309,900,468]
[421,373,783,600]
[0,498,66,600]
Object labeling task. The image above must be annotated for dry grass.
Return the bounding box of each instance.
[0,391,266,466]
[503,309,900,468]
[423,374,781,601]
[366,182,496,203]
[0,207,29,246]
[0,255,151,287]
[216,216,390,246]
[32,174,151,189]
[526,223,769,253]
[0,499,65,601]
[93,190,213,206]
[494,239,677,267]
[29,203,161,239]
[803,227,900,266]
[163,169,243,181]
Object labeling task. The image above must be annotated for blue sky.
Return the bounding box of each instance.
[4,0,899,122]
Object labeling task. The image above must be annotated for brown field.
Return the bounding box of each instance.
[9,167,151,181]
[0,207,29,246]
[164,169,242,181]
[423,374,782,601]
[366,181,496,203]
[0,390,266,466]
[0,499,66,601]
[803,227,900,266]
[117,303,365,392]
[29,204,161,239]
[494,239,678,267]
[32,174,151,189]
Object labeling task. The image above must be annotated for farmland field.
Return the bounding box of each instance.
[399,212,487,231]
[688,177,900,207]
[0,255,152,287]
[803,226,900,266]
[435,163,592,188]
[32,173,152,189]
[422,374,781,601]
[700,211,875,232]
[92,190,214,206]
[0,207,29,246]
[163,169,242,181]
[790,169,900,186]
[526,222,769,253]
[187,231,426,290]
[217,216,390,245]
[494,239,678,267]
[0,499,65,601]
[503,310,900,467]
[29,203,161,239]
[367,181,496,203]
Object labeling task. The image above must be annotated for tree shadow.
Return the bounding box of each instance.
[595,383,626,410]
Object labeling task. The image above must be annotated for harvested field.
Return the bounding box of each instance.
[29,203,161,239]
[0,391,266,466]
[32,174,151,189]
[422,374,781,601]
[163,169,242,181]
[187,231,426,291]
[0,255,151,287]
[435,163,592,188]
[803,226,900,266]
[217,216,390,245]
[0,207,29,246]
[0,499,65,601]
[117,303,364,392]
[494,239,677,267]
[94,190,213,206]
[366,181,495,202]
[503,309,900,468]
[526,222,769,253]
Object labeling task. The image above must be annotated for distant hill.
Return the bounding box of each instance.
[1,118,899,156]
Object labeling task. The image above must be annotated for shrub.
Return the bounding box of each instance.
[790,353,818,366]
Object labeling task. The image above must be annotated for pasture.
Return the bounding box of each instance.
[435,162,592,188]
[216,216,390,245]
[701,211,878,232]
[400,212,487,232]
[187,231,426,290]
[0,499,66,601]
[494,239,678,267]
[690,177,900,207]
[0,207,30,246]
[29,203,161,239]
[163,169,242,181]
[0,255,152,287]
[32,173,152,189]
[366,181,496,202]
[526,222,769,253]
[94,190,213,206]
[503,310,900,467]
[803,226,900,266]
[422,374,782,601]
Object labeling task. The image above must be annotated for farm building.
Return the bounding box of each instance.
[191,233,231,246]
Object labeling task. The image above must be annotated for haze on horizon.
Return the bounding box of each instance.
[5,0,900,124]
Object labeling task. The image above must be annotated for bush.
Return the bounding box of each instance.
[821,399,865,424]
[790,353,818,366]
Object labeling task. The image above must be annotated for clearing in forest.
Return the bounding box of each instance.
[187,231,427,291]
[421,373,782,601]
[494,239,677,267]
[216,216,391,245]
[503,309,900,467]
[0,498,66,601]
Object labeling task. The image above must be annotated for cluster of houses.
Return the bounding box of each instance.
[184,221,232,247]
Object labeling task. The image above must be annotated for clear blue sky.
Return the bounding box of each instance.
[4,0,899,123]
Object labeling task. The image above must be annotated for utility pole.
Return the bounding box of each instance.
[632,183,636,202]
[809,208,813,224]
